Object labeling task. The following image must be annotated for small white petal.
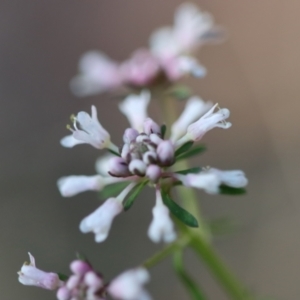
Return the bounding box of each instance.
[60,135,86,148]
[95,154,114,176]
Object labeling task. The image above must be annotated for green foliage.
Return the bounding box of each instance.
[123,181,148,211]
[160,124,167,139]
[99,181,131,199]
[57,272,69,281]
[173,250,207,300]
[219,184,246,195]
[108,149,120,157]
[175,167,201,175]
[161,191,198,227]
[176,145,206,161]
[175,141,194,157]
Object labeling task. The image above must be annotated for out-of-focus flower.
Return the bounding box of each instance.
[18,253,62,290]
[120,49,161,87]
[148,189,176,243]
[70,51,122,97]
[119,91,151,132]
[108,268,151,300]
[171,96,213,141]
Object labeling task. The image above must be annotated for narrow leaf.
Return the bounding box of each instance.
[108,149,121,157]
[57,273,69,281]
[176,145,206,161]
[99,181,131,199]
[123,181,148,211]
[175,141,194,157]
[176,167,201,175]
[160,124,167,139]
[161,192,198,227]
[219,184,246,195]
[173,250,207,300]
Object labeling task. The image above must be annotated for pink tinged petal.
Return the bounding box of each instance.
[60,135,86,148]
[108,157,131,177]
[171,97,213,141]
[95,153,115,176]
[70,51,122,97]
[148,191,176,243]
[66,275,81,290]
[119,91,150,132]
[108,268,151,300]
[79,198,123,243]
[146,165,161,183]
[120,49,160,86]
[186,104,231,142]
[143,118,161,135]
[84,271,103,292]
[57,175,104,197]
[129,159,147,176]
[123,128,139,144]
[70,260,92,276]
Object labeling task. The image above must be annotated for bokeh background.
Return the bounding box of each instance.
[0,0,299,299]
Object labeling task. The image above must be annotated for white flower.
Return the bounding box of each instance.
[71,105,111,149]
[119,91,151,132]
[108,268,151,300]
[178,172,221,194]
[57,175,104,197]
[60,135,86,148]
[79,198,123,243]
[70,51,122,97]
[208,168,248,188]
[18,253,62,290]
[148,190,176,243]
[171,96,213,141]
[176,103,231,146]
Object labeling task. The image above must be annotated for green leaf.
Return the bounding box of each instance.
[108,149,121,157]
[173,250,207,300]
[160,124,167,139]
[123,181,148,211]
[161,192,198,227]
[176,167,201,175]
[175,141,194,157]
[176,145,206,161]
[57,272,69,281]
[99,181,131,199]
[219,184,246,195]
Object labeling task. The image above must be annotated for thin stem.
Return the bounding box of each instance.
[142,235,190,269]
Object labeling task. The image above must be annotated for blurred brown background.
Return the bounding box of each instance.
[0,0,299,299]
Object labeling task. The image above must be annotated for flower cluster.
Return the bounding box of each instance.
[57,90,246,244]
[70,3,224,97]
[18,254,150,300]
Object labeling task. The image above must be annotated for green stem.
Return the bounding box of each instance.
[142,235,190,269]
[191,235,252,300]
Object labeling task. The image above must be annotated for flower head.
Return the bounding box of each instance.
[18,253,62,290]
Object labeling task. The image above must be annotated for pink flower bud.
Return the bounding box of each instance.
[70,260,91,276]
[108,157,131,177]
[146,165,161,183]
[123,128,139,144]
[143,118,161,135]
[156,140,175,166]
[149,133,163,145]
[129,159,147,176]
[143,151,157,165]
[57,286,71,300]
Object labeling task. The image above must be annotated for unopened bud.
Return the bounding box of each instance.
[136,134,150,143]
[123,128,139,144]
[146,165,161,183]
[84,271,103,290]
[143,151,157,165]
[143,118,161,135]
[149,133,163,145]
[108,157,131,177]
[156,141,175,166]
[57,286,71,300]
[129,159,147,176]
[70,260,91,276]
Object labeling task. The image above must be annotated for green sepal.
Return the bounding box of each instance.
[175,167,201,175]
[160,124,167,139]
[175,141,194,157]
[173,250,207,300]
[176,145,206,161]
[219,184,246,195]
[123,181,148,211]
[108,149,121,157]
[99,181,131,199]
[161,192,198,228]
[57,272,69,282]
